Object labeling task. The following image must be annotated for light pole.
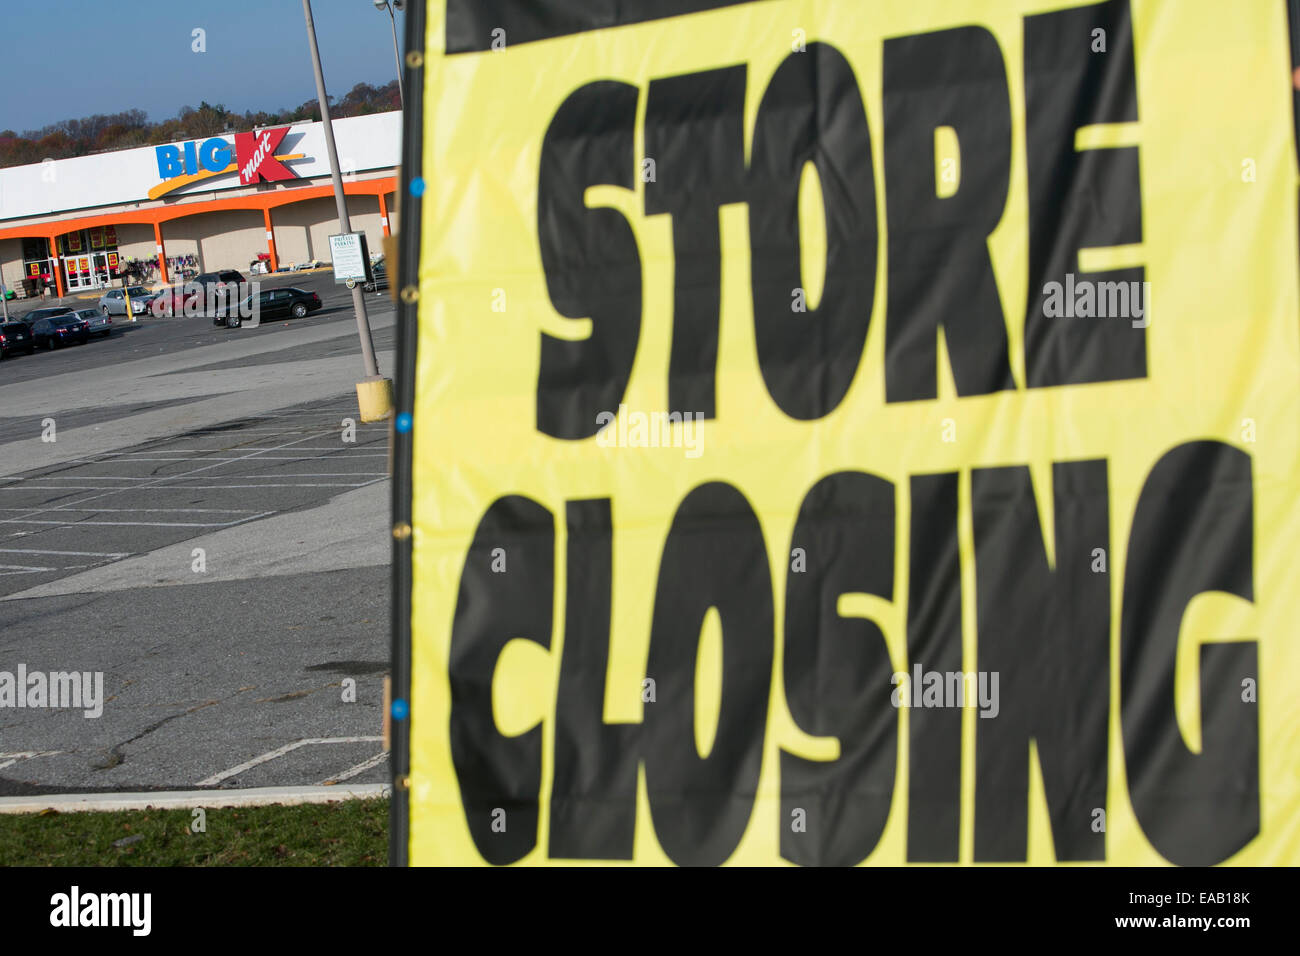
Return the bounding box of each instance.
[373,0,404,108]
[301,0,382,383]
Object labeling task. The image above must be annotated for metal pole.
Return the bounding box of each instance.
[387,3,404,107]
[301,0,380,378]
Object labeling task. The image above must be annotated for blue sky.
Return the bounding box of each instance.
[0,0,407,133]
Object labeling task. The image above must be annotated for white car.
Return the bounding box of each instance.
[98,286,156,316]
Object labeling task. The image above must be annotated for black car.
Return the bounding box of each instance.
[195,270,246,288]
[0,321,35,358]
[31,314,90,348]
[220,287,322,328]
[362,258,388,293]
[194,271,247,315]
[18,305,74,327]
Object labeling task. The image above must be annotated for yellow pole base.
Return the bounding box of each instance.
[357,376,394,423]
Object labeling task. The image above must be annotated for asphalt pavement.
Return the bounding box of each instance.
[0,272,399,794]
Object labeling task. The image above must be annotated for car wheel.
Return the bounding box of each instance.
[291,302,308,319]
[226,313,241,328]
[25,346,34,355]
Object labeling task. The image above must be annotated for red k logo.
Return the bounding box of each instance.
[235,127,293,185]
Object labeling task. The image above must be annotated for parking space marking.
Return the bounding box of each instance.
[0,515,274,528]
[11,473,387,481]
[0,751,65,771]
[100,447,385,454]
[105,454,389,462]
[0,548,131,557]
[0,429,343,527]
[0,508,261,515]
[198,736,385,786]
[0,481,381,491]
[320,751,389,786]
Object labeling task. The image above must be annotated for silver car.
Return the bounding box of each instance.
[98,286,156,317]
[74,306,111,337]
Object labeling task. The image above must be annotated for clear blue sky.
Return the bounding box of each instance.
[0,0,406,133]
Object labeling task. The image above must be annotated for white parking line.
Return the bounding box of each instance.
[0,751,64,771]
[0,482,379,490]
[198,736,385,786]
[0,508,259,515]
[0,428,346,526]
[102,448,383,454]
[0,563,54,572]
[0,548,130,557]
[15,473,388,481]
[106,454,389,461]
[320,751,389,785]
[46,447,387,466]
[0,512,274,529]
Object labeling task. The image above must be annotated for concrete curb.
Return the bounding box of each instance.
[0,783,389,814]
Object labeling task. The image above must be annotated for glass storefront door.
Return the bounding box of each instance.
[63,256,92,292]
[62,252,114,292]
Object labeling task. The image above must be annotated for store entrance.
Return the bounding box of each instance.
[62,252,113,292]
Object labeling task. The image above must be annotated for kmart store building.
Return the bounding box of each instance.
[0,111,399,299]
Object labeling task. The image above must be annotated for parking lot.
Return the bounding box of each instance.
[0,393,388,599]
[0,272,399,794]
[1,272,391,387]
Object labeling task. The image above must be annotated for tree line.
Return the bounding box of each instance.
[0,81,400,169]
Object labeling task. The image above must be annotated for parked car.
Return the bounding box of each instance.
[152,271,246,317]
[74,306,111,337]
[220,287,321,327]
[0,320,35,358]
[99,286,156,317]
[17,305,73,327]
[31,314,90,348]
[362,257,388,293]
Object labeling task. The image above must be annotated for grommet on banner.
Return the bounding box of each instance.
[396,412,413,433]
[405,50,424,68]
[400,285,419,304]
[393,523,411,540]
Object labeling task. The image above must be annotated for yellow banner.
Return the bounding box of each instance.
[405,0,1300,865]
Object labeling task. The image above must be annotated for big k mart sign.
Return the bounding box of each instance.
[149,127,306,199]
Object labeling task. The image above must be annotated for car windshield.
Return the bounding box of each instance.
[126,287,147,296]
